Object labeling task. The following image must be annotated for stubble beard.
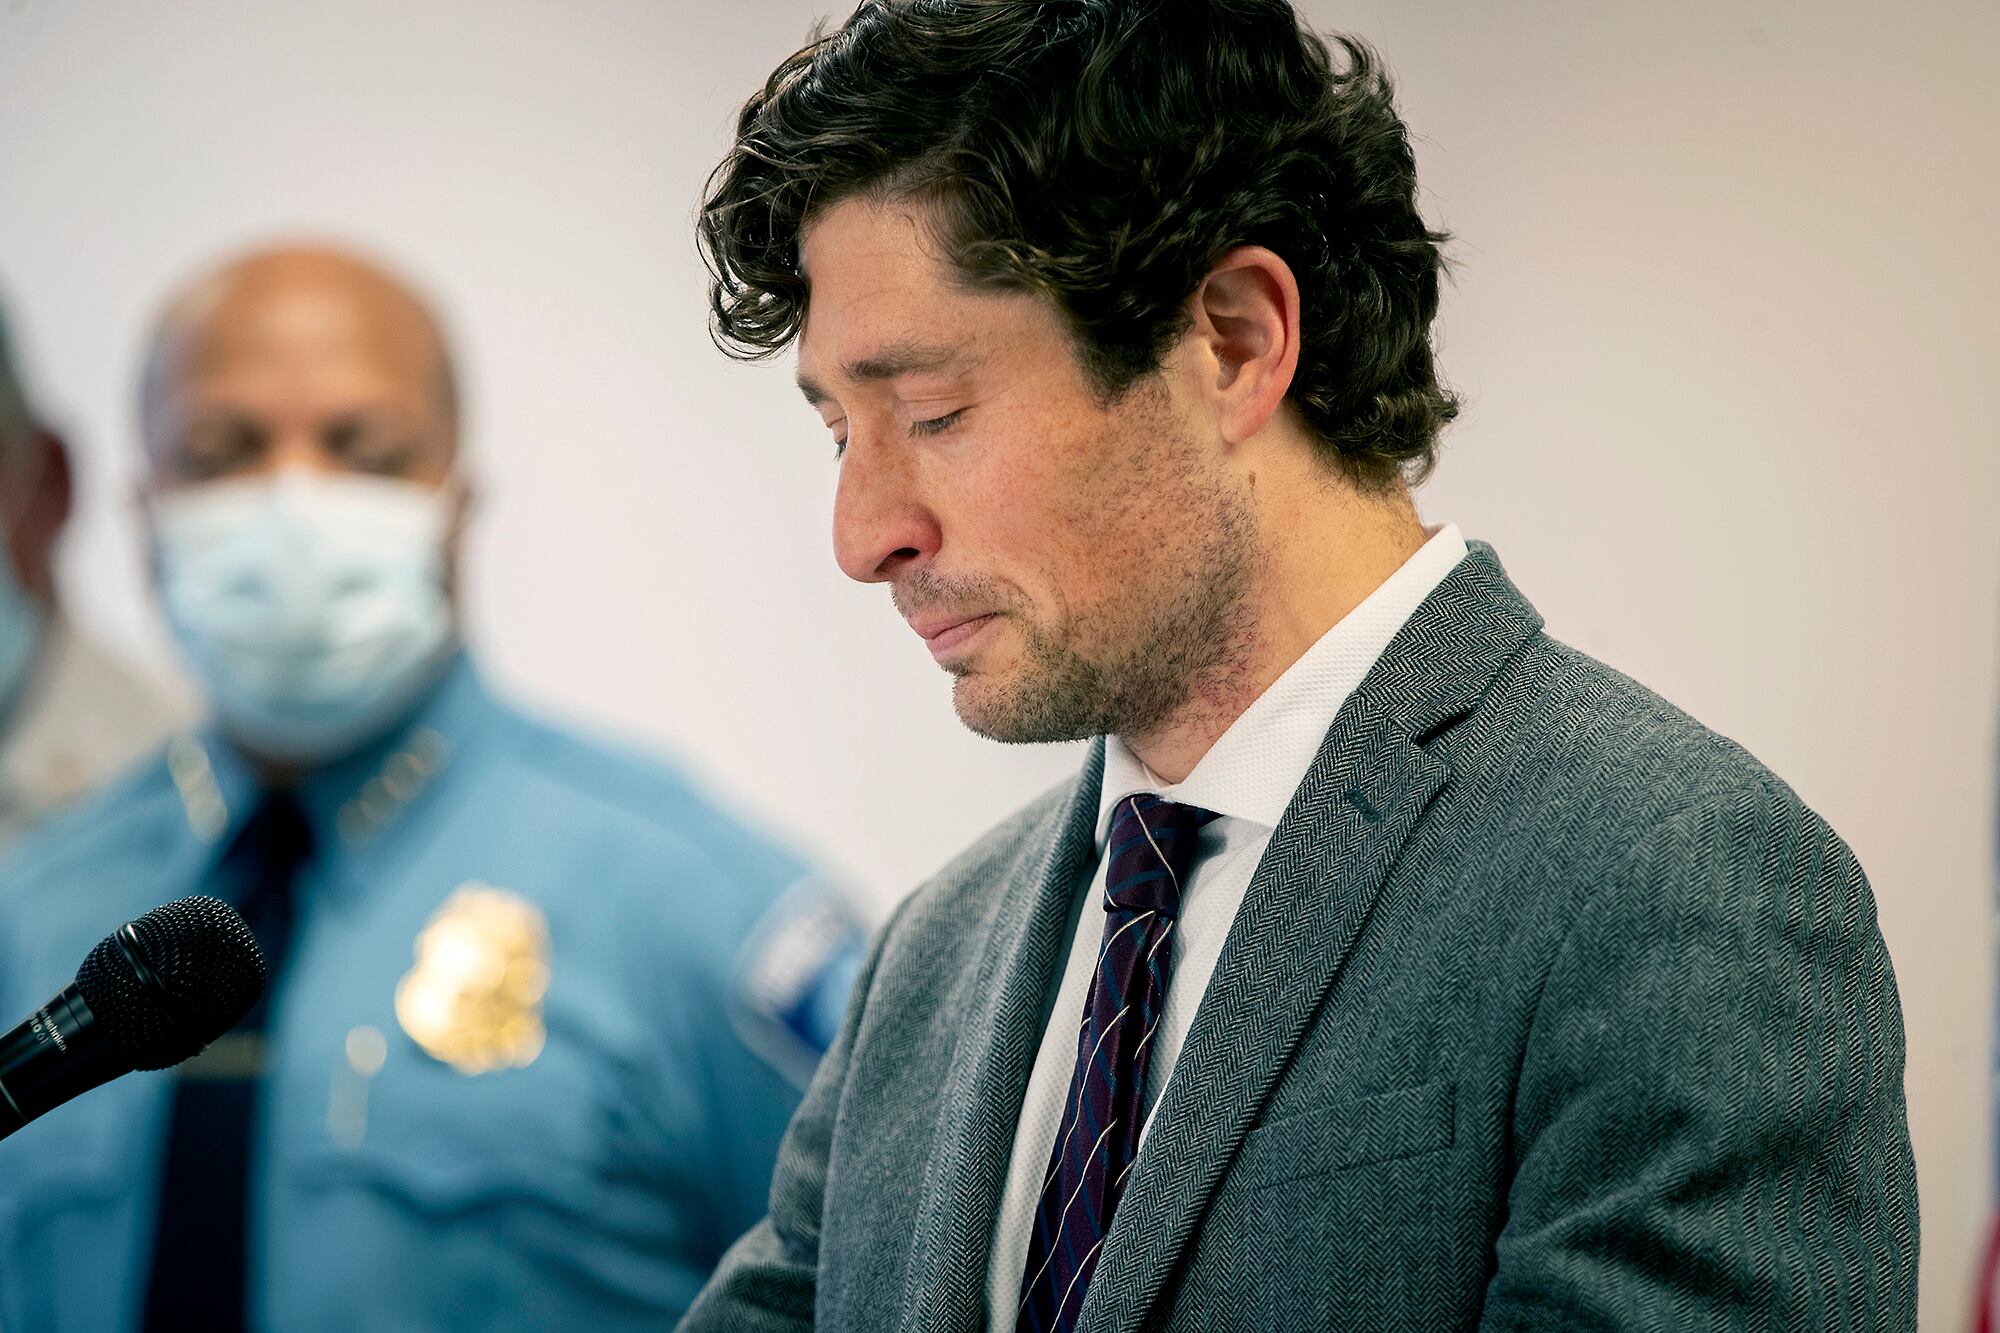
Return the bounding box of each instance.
[949,470,1260,748]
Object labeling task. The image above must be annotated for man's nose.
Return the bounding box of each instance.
[263,430,342,476]
[831,436,940,585]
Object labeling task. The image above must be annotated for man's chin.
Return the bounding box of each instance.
[949,674,1100,746]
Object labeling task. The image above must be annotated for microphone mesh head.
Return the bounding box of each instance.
[75,896,268,1070]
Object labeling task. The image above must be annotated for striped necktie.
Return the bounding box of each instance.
[1016,792,1219,1333]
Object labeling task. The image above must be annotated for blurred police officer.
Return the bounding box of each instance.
[0,245,861,1331]
[0,299,184,843]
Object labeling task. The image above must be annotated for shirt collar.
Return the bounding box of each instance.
[1094,521,1469,846]
[174,648,484,856]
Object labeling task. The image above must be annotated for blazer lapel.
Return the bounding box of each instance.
[896,741,1107,1333]
[1077,542,1543,1333]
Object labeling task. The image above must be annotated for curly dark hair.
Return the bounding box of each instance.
[700,0,1458,489]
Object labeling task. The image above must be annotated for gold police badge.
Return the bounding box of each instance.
[395,884,550,1074]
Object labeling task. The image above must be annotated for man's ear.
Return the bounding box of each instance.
[34,429,72,532]
[131,468,164,595]
[441,476,477,609]
[12,430,73,601]
[1184,246,1301,446]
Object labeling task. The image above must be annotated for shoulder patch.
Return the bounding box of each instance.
[729,878,868,1089]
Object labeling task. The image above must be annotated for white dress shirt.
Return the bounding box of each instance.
[0,614,188,846]
[983,521,1469,1326]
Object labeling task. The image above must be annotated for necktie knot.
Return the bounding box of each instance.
[224,789,314,1008]
[1103,792,1218,918]
[238,790,313,872]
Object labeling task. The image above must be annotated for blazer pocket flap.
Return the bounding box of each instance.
[1238,1079,1456,1189]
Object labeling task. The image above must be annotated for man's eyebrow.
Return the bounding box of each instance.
[796,341,968,407]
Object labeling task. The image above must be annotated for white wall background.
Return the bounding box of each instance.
[1,0,1993,1322]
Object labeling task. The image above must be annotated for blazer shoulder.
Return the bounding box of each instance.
[1472,631,1830,849]
[1451,636,1889,1031]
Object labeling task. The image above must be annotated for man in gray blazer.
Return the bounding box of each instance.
[684,1,1918,1328]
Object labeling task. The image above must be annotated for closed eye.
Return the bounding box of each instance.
[909,408,966,438]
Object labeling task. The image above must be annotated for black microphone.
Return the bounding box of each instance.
[0,895,266,1140]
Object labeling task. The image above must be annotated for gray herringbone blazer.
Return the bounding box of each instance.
[680,543,1918,1332]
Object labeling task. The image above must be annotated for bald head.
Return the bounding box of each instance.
[140,246,458,489]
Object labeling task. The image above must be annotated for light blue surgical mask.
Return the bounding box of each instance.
[0,504,43,721]
[151,469,458,765]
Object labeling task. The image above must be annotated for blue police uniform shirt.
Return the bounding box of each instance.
[0,653,863,1331]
